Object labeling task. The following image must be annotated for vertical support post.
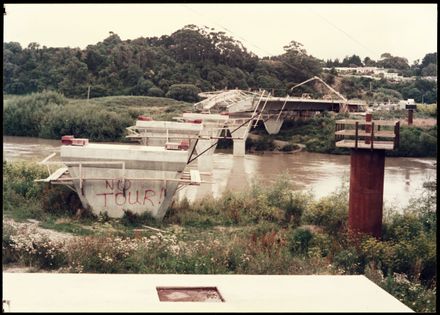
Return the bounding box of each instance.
[348,149,385,239]
[365,113,372,144]
[408,109,414,125]
[122,162,126,196]
[371,122,375,150]
[86,85,91,104]
[394,121,400,149]
[79,163,83,196]
[355,121,359,149]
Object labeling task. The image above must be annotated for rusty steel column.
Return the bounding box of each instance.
[407,109,413,125]
[364,113,372,144]
[348,149,385,239]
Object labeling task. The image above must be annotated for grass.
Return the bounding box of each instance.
[38,217,95,236]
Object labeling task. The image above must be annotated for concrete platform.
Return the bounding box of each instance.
[2,273,413,312]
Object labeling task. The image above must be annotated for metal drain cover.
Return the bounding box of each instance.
[156,287,224,302]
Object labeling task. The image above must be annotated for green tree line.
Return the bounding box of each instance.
[3,25,436,103]
[3,25,323,100]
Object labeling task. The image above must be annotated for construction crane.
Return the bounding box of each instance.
[289,76,349,112]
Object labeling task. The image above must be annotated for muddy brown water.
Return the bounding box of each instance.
[3,136,436,212]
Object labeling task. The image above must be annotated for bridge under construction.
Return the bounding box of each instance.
[194,76,367,155]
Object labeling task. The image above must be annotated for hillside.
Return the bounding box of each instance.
[4,25,436,103]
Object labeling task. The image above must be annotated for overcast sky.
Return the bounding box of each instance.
[3,3,437,63]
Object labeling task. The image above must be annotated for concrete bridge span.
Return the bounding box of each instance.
[194,89,366,155]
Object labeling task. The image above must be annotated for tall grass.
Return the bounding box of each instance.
[3,92,193,141]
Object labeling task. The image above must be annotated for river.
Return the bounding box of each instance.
[3,136,437,212]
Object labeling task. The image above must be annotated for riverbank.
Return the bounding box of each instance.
[3,137,436,210]
[2,160,437,312]
[3,92,437,157]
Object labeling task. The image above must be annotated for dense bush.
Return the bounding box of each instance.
[165,84,201,102]
[3,93,194,140]
[288,227,314,256]
[39,102,133,141]
[3,91,67,136]
[389,125,437,157]
[3,161,48,220]
[3,161,84,220]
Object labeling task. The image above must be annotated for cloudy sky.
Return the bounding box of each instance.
[4,3,437,63]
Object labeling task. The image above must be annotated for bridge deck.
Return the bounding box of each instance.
[257,98,365,112]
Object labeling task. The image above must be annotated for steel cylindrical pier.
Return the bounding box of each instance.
[408,109,414,125]
[348,149,385,238]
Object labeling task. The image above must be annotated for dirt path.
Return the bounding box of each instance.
[3,218,77,243]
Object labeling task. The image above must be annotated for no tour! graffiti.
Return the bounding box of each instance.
[95,179,166,208]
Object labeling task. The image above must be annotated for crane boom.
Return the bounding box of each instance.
[290,76,347,102]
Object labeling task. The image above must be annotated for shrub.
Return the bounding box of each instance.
[147,87,164,97]
[120,210,161,228]
[3,161,48,220]
[381,272,436,313]
[303,194,348,235]
[3,222,67,269]
[333,247,364,274]
[165,84,201,102]
[2,222,17,264]
[288,227,313,256]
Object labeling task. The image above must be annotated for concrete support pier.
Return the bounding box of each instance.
[348,149,385,239]
[195,138,217,172]
[263,118,284,135]
[228,119,252,157]
[180,113,228,172]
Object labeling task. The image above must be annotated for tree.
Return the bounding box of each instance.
[420,53,437,68]
[363,57,376,67]
[421,64,437,76]
[341,55,363,67]
[273,40,322,85]
[378,53,409,70]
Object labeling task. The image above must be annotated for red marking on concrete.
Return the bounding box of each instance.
[105,180,114,190]
[143,190,155,207]
[115,193,126,206]
[97,180,164,208]
[128,191,141,205]
[96,192,113,207]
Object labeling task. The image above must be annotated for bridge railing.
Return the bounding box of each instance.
[335,119,400,150]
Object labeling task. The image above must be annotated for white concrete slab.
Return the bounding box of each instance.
[2,273,413,312]
[135,120,203,132]
[61,143,188,164]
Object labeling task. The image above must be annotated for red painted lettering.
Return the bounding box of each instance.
[96,192,114,207]
[105,180,114,190]
[143,190,155,207]
[128,191,141,205]
[115,193,126,206]
[117,179,131,191]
